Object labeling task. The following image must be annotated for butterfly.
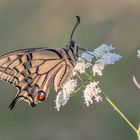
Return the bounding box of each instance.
[0,16,88,110]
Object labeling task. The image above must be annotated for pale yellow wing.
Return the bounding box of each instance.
[0,48,71,109]
[54,64,71,92]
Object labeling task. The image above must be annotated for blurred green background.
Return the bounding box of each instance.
[0,0,140,140]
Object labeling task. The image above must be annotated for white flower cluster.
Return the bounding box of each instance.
[55,44,122,111]
[55,79,77,111]
[92,63,104,76]
[82,44,122,76]
[84,81,102,107]
[72,58,92,76]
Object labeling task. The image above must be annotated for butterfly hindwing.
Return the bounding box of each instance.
[54,64,71,92]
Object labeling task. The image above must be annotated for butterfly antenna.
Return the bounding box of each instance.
[80,57,94,64]
[78,47,95,58]
[70,16,81,42]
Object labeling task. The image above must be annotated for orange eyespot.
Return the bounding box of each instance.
[37,92,46,101]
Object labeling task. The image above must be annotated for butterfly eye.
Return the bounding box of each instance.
[37,92,46,102]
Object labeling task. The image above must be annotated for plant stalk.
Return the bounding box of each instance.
[101,90,139,139]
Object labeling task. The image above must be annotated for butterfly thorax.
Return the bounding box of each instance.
[62,40,79,67]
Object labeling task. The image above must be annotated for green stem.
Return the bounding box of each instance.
[75,72,140,139]
[71,84,84,97]
[101,89,139,138]
[85,72,93,81]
